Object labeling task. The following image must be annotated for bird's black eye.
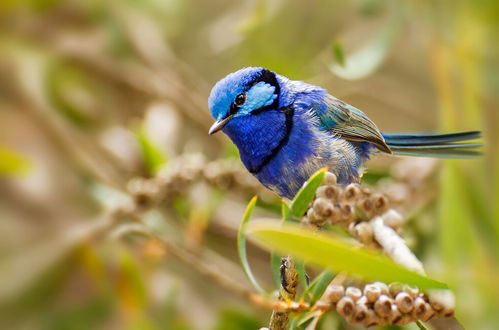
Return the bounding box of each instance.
[235,93,246,106]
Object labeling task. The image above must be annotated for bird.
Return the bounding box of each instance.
[207,67,481,199]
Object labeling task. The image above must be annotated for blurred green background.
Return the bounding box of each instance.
[0,0,497,329]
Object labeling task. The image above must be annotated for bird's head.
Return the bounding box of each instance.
[208,67,280,134]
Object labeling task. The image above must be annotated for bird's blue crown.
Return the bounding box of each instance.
[208,67,281,121]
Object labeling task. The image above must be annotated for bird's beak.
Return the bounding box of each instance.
[208,116,232,135]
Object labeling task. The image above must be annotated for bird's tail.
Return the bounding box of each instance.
[382,131,482,158]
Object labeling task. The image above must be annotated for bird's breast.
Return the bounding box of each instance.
[224,110,365,199]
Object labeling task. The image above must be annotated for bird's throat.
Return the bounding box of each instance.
[249,106,294,173]
[223,108,294,174]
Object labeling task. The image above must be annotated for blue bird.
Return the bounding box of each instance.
[208,67,481,199]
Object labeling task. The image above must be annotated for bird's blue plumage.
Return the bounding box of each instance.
[208,67,481,199]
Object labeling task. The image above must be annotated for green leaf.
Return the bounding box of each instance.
[296,312,320,328]
[303,270,335,304]
[328,18,400,80]
[237,196,265,294]
[0,147,32,176]
[246,221,448,290]
[295,260,308,290]
[281,201,291,220]
[134,125,166,175]
[290,168,327,218]
[331,41,346,67]
[416,320,430,330]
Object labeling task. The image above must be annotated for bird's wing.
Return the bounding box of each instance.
[312,95,391,153]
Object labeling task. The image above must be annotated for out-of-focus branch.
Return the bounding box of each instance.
[8,14,225,146]
[11,52,128,188]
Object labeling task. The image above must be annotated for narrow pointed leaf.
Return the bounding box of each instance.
[295,261,308,290]
[237,196,265,294]
[291,168,327,217]
[328,19,399,80]
[416,321,430,330]
[303,270,335,304]
[295,312,319,328]
[331,41,346,67]
[281,201,291,220]
[247,221,448,290]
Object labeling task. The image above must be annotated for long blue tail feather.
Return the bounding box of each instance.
[383,131,481,146]
[382,131,482,158]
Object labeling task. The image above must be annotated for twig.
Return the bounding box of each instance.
[370,212,425,274]
[269,256,299,330]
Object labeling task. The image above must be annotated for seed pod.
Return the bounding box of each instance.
[324,172,338,185]
[361,186,372,195]
[388,304,402,324]
[429,297,444,311]
[316,184,340,201]
[362,309,380,327]
[348,222,357,236]
[339,203,355,222]
[364,283,381,303]
[214,172,234,189]
[373,282,389,295]
[374,294,393,317]
[440,306,454,317]
[343,183,361,201]
[395,292,414,314]
[306,208,317,221]
[354,222,374,244]
[395,314,413,326]
[327,205,342,223]
[306,208,327,226]
[389,282,404,296]
[324,284,344,304]
[337,296,355,318]
[301,216,311,226]
[412,297,427,318]
[353,301,369,323]
[356,295,368,305]
[345,286,362,301]
[312,198,334,219]
[403,284,419,298]
[428,289,455,313]
[357,198,374,216]
[421,303,435,321]
[127,178,160,207]
[371,193,389,214]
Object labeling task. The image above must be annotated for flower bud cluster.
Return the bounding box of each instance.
[304,172,399,234]
[127,154,262,208]
[323,282,454,327]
